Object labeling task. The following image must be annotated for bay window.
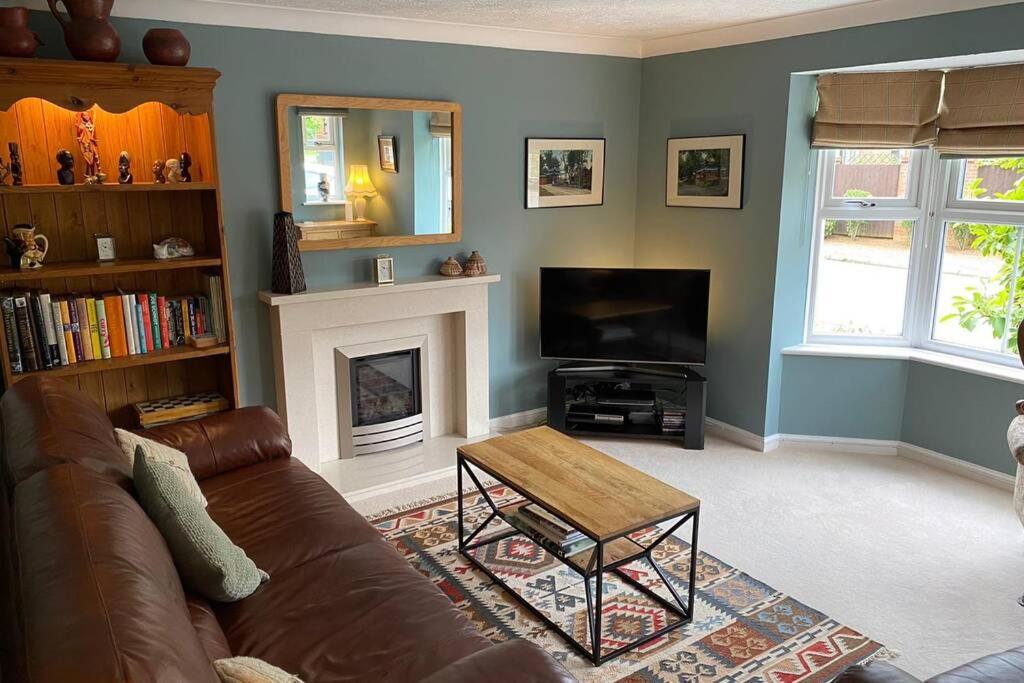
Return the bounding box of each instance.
[807,149,1024,365]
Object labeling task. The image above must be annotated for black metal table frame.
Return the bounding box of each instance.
[456,454,700,666]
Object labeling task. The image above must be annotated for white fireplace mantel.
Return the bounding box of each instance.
[259,274,500,472]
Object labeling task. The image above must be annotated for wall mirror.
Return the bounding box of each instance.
[276,94,462,250]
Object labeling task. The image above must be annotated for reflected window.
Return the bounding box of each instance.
[302,114,345,204]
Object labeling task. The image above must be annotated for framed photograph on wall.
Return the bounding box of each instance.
[378,135,398,173]
[666,135,745,209]
[525,138,605,209]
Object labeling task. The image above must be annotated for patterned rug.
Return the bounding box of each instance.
[370,486,890,682]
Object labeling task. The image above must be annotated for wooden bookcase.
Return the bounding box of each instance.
[0,58,238,427]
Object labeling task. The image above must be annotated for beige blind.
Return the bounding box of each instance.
[812,71,942,149]
[937,64,1024,156]
[429,111,452,137]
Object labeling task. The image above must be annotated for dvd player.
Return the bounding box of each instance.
[596,388,656,408]
[566,410,625,425]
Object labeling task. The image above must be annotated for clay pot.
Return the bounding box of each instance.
[439,256,463,277]
[463,250,487,277]
[143,28,190,67]
[48,0,121,62]
[0,7,44,58]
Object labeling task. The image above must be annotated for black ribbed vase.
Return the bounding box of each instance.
[271,212,306,295]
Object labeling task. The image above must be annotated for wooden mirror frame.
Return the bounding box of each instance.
[275,94,462,251]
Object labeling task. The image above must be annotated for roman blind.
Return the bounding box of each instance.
[812,71,942,149]
[429,111,452,137]
[937,64,1024,156]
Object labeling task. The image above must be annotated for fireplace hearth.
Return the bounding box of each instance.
[349,348,423,455]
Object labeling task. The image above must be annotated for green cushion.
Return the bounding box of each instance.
[133,447,269,602]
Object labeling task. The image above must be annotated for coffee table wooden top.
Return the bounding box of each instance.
[458,426,699,541]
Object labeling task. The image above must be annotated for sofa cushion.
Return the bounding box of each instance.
[213,540,492,682]
[200,458,382,577]
[13,464,217,682]
[134,450,269,602]
[214,656,304,683]
[116,428,208,506]
[1,376,126,490]
[187,595,234,663]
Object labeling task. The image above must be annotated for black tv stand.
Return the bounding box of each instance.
[547,362,706,449]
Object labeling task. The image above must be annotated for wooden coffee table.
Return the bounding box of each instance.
[457,426,700,665]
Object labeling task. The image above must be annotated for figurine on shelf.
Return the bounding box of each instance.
[318,174,330,202]
[179,152,192,183]
[152,159,166,184]
[56,149,75,185]
[75,111,105,184]
[153,237,194,260]
[164,158,182,183]
[0,155,9,187]
[4,224,49,270]
[118,151,133,184]
[8,143,22,187]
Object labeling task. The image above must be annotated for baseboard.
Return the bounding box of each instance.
[705,417,778,452]
[776,434,900,456]
[489,407,547,432]
[896,442,1015,492]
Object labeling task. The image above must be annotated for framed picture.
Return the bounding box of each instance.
[666,135,745,209]
[378,135,398,173]
[525,138,605,209]
[373,254,394,286]
[94,233,116,262]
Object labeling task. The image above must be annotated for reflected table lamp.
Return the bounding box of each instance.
[345,164,378,221]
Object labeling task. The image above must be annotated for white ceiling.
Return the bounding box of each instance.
[39,0,1022,57]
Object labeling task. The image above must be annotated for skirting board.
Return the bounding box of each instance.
[489,407,547,432]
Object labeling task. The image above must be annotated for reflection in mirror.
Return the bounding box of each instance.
[283,104,455,242]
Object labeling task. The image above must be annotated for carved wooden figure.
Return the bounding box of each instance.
[8,142,22,186]
[56,149,75,185]
[179,151,192,182]
[75,111,105,183]
[118,150,132,184]
[152,159,166,183]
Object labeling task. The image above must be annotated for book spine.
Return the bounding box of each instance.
[13,294,39,372]
[187,297,197,337]
[121,294,137,356]
[507,512,593,557]
[214,277,226,343]
[52,301,69,366]
[157,296,170,348]
[68,297,86,362]
[38,292,59,362]
[148,293,161,351]
[2,296,22,374]
[180,298,191,342]
[198,296,208,335]
[171,300,184,345]
[28,294,53,369]
[86,298,102,359]
[59,299,76,364]
[95,298,111,360]
[135,301,147,354]
[103,295,126,358]
[138,294,153,352]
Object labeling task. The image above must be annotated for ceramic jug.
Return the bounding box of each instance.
[48,0,121,62]
[9,225,49,270]
[0,7,43,58]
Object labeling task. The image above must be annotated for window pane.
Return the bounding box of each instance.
[956,157,1024,202]
[831,149,913,200]
[812,220,914,336]
[933,222,1024,354]
[303,149,340,202]
[302,115,334,145]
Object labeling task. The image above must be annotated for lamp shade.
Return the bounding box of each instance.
[344,164,377,197]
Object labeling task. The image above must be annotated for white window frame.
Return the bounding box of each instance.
[805,148,1024,368]
[301,114,346,205]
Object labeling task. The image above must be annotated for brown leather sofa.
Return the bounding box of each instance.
[0,377,575,682]
[836,646,1024,682]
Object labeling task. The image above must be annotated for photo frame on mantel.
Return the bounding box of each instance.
[666,135,745,209]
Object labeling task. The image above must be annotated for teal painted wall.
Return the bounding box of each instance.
[635,4,1024,445]
[29,13,641,417]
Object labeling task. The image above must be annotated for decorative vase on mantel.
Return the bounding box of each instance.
[439,256,463,277]
[48,0,121,62]
[0,7,44,58]
[463,250,487,277]
[272,212,306,295]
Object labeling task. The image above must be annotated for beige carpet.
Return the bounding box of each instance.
[351,433,1024,680]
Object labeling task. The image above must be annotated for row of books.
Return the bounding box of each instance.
[2,275,227,374]
[507,503,595,556]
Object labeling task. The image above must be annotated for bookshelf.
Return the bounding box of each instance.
[0,58,238,427]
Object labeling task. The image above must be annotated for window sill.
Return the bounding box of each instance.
[783,343,1024,385]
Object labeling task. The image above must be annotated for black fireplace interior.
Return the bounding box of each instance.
[351,349,422,427]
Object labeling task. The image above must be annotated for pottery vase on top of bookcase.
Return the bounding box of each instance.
[0,57,238,427]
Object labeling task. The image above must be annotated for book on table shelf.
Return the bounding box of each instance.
[506,503,595,556]
[0,280,228,375]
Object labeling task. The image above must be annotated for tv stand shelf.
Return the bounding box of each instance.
[547,363,706,449]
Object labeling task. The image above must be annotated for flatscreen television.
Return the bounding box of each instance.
[540,267,710,366]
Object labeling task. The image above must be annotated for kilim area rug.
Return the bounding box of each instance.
[370,485,893,683]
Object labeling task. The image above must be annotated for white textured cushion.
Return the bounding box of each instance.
[115,428,207,507]
[214,657,303,683]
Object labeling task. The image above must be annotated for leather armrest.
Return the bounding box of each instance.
[137,407,291,480]
[834,662,922,683]
[930,645,1024,682]
[418,640,576,683]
